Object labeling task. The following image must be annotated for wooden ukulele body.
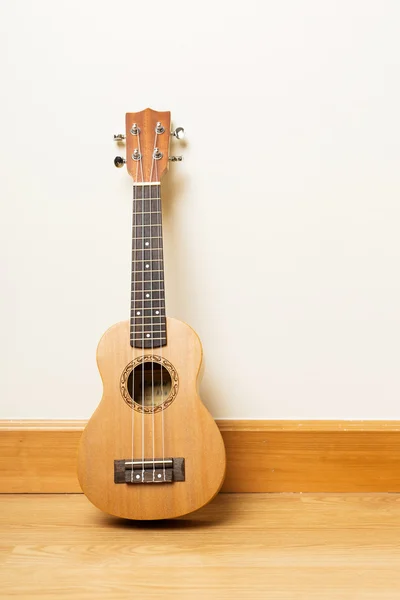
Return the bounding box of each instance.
[77,317,226,520]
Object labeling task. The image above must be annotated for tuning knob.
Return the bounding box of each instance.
[169,156,183,162]
[172,127,185,140]
[114,156,126,168]
[113,134,126,141]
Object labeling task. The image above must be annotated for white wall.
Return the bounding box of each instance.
[1,0,399,419]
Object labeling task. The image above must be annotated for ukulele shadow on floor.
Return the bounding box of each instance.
[95,493,234,530]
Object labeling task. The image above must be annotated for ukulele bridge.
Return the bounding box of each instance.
[114,458,185,484]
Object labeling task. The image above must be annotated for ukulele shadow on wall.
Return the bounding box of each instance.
[160,156,187,317]
[161,160,225,421]
[161,150,214,412]
[161,141,233,425]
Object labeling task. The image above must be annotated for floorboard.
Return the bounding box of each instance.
[1,493,400,599]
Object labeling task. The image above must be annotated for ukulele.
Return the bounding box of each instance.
[77,108,226,520]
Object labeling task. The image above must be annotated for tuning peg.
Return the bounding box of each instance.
[169,156,183,162]
[114,134,126,141]
[172,127,185,140]
[114,156,126,168]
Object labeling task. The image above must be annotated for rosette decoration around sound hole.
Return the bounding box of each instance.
[120,355,179,413]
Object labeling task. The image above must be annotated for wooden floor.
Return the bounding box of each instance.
[1,494,400,599]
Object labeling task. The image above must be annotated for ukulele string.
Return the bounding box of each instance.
[158,166,166,482]
[130,161,139,482]
[154,147,166,481]
[154,142,160,481]
[149,130,158,481]
[136,130,145,482]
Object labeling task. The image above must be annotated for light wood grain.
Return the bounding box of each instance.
[77,317,226,519]
[1,493,400,599]
[1,419,400,494]
[221,424,400,493]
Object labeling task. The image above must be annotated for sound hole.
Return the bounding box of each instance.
[127,362,172,408]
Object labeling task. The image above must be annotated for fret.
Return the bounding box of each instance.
[131,335,166,339]
[132,249,163,261]
[133,199,161,212]
[131,311,166,317]
[132,274,164,285]
[132,279,164,286]
[132,245,163,254]
[131,298,165,310]
[131,291,164,299]
[131,291,165,301]
[130,317,165,324]
[131,319,165,324]
[132,213,162,226]
[132,238,162,250]
[130,326,166,332]
[131,278,164,281]
[131,259,164,270]
[132,211,162,219]
[131,337,167,341]
[131,304,165,310]
[130,317,166,331]
[132,257,163,264]
[131,279,164,286]
[133,225,162,238]
[131,306,165,312]
[131,288,164,295]
[131,335,167,340]
[131,269,163,274]
[131,302,165,310]
[131,306,165,311]
[131,337,166,341]
[132,276,164,285]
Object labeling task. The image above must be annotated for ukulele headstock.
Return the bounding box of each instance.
[114,108,184,183]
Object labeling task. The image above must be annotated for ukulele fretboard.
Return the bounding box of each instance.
[130,184,166,349]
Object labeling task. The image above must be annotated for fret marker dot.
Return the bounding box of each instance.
[146,334,150,338]
[146,294,150,298]
[157,473,162,479]
[145,242,149,246]
[135,474,140,480]
[136,311,141,316]
[145,264,149,269]
[155,310,159,315]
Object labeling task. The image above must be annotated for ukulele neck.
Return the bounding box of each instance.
[130,183,167,349]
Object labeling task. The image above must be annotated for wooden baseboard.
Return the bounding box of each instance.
[1,420,400,493]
